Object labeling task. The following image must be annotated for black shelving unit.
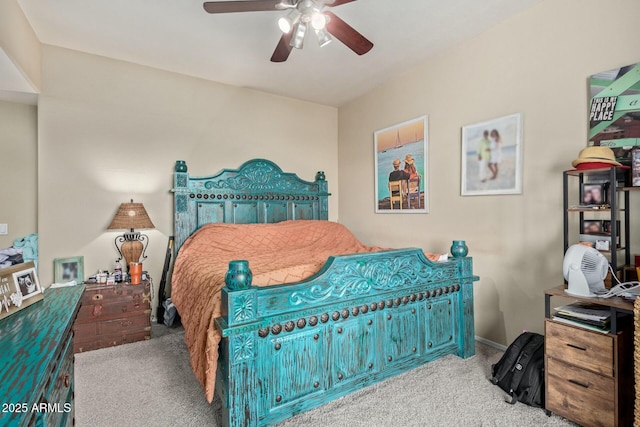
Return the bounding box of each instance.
[563,166,631,281]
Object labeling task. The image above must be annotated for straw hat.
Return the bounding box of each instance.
[571,146,621,168]
[392,159,401,167]
[404,154,414,165]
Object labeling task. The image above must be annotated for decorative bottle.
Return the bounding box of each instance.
[114,259,122,283]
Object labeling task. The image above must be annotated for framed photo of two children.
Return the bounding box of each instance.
[461,113,523,196]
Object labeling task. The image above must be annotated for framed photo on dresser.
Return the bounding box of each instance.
[54,256,84,284]
[0,262,43,321]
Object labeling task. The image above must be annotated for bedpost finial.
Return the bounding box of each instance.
[450,240,468,258]
[225,260,253,290]
[315,171,326,181]
[175,160,188,173]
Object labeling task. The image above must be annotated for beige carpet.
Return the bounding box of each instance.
[75,326,576,426]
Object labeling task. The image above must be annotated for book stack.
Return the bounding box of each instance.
[553,302,611,333]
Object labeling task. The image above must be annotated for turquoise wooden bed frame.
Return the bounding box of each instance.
[172,159,478,427]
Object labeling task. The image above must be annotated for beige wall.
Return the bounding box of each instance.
[0,101,37,249]
[0,0,40,91]
[337,0,640,346]
[38,46,338,315]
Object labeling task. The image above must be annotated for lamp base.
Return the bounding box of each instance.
[114,232,149,272]
[121,240,143,272]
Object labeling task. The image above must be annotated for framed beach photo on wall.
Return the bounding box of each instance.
[374,116,428,213]
[461,113,523,196]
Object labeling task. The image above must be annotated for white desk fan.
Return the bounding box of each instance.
[563,244,608,297]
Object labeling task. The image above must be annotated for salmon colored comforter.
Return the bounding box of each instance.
[171,220,439,402]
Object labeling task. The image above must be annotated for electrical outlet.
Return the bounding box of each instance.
[0,224,7,235]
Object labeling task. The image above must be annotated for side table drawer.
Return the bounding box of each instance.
[74,329,150,353]
[546,357,614,427]
[76,314,150,337]
[545,320,613,376]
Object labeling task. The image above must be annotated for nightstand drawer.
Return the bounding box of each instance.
[545,320,613,376]
[546,357,614,427]
[74,329,151,353]
[75,313,150,337]
[76,281,151,324]
[73,280,152,353]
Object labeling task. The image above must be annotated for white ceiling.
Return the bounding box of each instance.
[11,0,542,107]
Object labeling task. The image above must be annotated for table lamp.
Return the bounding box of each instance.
[107,199,155,271]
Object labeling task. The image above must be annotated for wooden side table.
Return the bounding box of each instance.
[544,285,634,426]
[73,279,151,353]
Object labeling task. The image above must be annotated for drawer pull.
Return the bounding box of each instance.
[568,379,589,389]
[566,343,587,351]
[92,294,103,301]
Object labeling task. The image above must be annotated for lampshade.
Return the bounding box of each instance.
[108,201,155,232]
[108,200,155,272]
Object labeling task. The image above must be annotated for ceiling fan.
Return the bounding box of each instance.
[202,0,374,62]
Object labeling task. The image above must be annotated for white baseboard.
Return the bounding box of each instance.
[475,335,507,352]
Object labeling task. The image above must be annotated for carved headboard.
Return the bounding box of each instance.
[172,159,330,253]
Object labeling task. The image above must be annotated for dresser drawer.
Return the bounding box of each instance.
[76,290,150,324]
[546,357,615,427]
[545,320,613,376]
[42,333,75,427]
[75,312,150,337]
[74,329,151,353]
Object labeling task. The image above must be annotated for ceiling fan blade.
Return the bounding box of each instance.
[271,32,294,62]
[326,0,358,7]
[203,0,284,14]
[324,11,373,56]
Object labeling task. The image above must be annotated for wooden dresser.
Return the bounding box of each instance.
[73,280,151,353]
[0,285,84,427]
[544,286,634,427]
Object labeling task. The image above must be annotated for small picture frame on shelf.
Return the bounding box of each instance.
[583,220,603,234]
[602,220,620,235]
[581,182,606,205]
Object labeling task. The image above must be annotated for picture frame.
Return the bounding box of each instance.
[632,147,640,187]
[54,256,84,284]
[582,220,603,234]
[461,113,523,196]
[588,62,640,165]
[581,183,605,205]
[0,261,44,321]
[602,219,621,236]
[374,116,428,213]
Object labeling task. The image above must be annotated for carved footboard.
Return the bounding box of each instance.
[215,248,478,427]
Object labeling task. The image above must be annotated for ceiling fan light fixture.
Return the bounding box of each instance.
[315,28,332,47]
[290,22,307,49]
[310,11,327,30]
[278,9,299,33]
